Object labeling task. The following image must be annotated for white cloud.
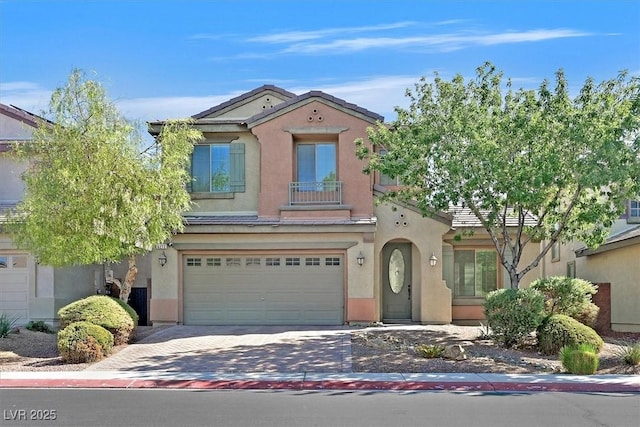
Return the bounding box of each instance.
[0,81,52,114]
[247,22,416,43]
[282,28,592,54]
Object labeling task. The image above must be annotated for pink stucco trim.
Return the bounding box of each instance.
[347,298,376,322]
[452,304,485,321]
[150,298,178,323]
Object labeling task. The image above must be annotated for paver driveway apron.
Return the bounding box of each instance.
[88,326,352,373]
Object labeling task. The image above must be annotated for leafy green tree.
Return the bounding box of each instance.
[8,69,203,301]
[357,63,640,288]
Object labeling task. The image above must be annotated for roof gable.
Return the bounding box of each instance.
[246,90,384,128]
[192,85,296,121]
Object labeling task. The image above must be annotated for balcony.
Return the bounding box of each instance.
[288,181,343,205]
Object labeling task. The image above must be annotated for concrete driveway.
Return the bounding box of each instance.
[88,325,353,373]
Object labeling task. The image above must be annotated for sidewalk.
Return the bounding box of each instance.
[2,371,639,393]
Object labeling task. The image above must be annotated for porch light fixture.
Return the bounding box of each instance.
[356,252,365,266]
[429,253,438,267]
[158,251,168,267]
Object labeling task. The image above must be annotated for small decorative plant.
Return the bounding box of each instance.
[25,320,55,334]
[415,344,445,359]
[614,341,640,366]
[559,343,599,375]
[0,313,20,338]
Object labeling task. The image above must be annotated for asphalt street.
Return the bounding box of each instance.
[1,388,639,427]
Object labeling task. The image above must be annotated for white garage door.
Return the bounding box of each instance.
[183,254,344,325]
[0,254,29,326]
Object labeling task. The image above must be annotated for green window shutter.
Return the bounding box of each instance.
[229,143,245,193]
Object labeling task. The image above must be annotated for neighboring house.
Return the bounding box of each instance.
[143,85,542,326]
[542,201,640,332]
[0,103,97,326]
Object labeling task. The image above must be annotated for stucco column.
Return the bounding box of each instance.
[149,247,179,325]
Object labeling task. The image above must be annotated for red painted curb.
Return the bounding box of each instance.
[1,379,638,393]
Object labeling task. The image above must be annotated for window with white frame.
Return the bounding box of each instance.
[453,249,498,297]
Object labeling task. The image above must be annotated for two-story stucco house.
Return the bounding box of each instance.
[142,85,542,327]
[0,103,98,325]
[542,202,640,332]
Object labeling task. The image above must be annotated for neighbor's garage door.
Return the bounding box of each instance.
[183,254,344,325]
[0,254,29,325]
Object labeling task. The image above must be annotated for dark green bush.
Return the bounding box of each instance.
[57,321,114,363]
[530,276,598,322]
[537,314,604,355]
[58,295,135,345]
[483,288,545,348]
[560,343,599,375]
[25,320,55,334]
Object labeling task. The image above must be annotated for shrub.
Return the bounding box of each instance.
[574,303,600,328]
[110,297,139,327]
[530,276,598,322]
[537,314,604,355]
[483,288,545,348]
[57,321,114,363]
[614,341,640,366]
[415,344,445,358]
[560,343,599,375]
[58,295,135,345]
[25,320,55,334]
[0,313,20,338]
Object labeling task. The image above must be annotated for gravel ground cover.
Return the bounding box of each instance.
[1,324,638,374]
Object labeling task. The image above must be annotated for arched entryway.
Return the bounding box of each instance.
[381,241,412,321]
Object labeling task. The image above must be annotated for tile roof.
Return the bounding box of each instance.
[191,85,297,120]
[245,90,384,126]
[0,103,52,127]
[449,206,538,229]
[575,225,640,257]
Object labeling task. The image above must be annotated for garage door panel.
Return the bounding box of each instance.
[0,255,29,326]
[183,254,343,325]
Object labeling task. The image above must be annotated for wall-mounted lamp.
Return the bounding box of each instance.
[429,253,438,267]
[356,252,365,266]
[158,251,168,267]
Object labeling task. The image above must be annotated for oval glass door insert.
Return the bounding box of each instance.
[388,249,405,294]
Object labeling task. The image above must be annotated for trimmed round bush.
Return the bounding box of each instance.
[57,321,114,363]
[530,276,598,322]
[111,297,139,327]
[58,295,135,345]
[560,344,599,375]
[483,288,545,348]
[537,314,604,355]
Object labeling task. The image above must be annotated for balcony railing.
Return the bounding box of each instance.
[288,181,343,205]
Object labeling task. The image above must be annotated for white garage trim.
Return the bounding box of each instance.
[182,253,344,325]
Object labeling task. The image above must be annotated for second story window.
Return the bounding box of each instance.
[296,143,336,188]
[630,200,640,223]
[190,143,245,193]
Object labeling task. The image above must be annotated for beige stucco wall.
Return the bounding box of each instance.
[214,93,290,120]
[541,219,640,332]
[0,156,26,201]
[374,203,452,324]
[188,133,259,215]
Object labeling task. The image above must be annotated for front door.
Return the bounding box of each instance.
[382,242,412,321]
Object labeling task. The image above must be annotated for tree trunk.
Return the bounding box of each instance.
[119,254,137,303]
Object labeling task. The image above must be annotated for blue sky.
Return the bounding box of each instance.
[1,0,638,123]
